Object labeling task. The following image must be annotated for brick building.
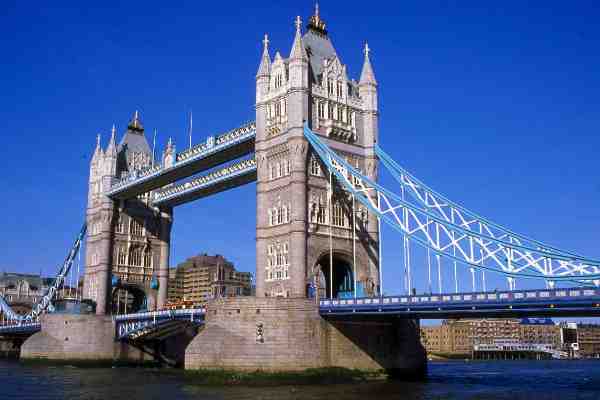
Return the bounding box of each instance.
[167,254,252,306]
[421,318,562,357]
[577,324,600,358]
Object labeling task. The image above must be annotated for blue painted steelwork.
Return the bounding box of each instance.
[0,224,86,323]
[303,124,600,283]
[107,122,256,198]
[319,288,600,319]
[152,157,256,207]
[114,308,205,340]
[375,145,587,260]
[0,322,41,335]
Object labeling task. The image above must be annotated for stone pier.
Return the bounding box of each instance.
[0,337,23,358]
[185,297,427,378]
[20,314,150,363]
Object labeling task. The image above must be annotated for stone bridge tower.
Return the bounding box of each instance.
[255,7,380,299]
[84,112,172,315]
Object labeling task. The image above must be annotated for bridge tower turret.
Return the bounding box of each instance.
[255,7,380,299]
[84,129,117,315]
[84,112,173,315]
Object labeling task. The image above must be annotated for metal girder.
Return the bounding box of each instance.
[304,124,600,283]
[107,122,256,200]
[319,287,600,319]
[0,225,86,323]
[152,157,256,207]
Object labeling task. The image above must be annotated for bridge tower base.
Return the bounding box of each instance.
[185,298,426,378]
[20,314,151,364]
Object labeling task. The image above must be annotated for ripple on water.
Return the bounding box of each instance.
[1,360,600,400]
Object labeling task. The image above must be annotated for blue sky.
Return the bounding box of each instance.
[1,1,599,310]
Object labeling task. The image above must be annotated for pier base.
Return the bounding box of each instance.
[185,298,426,378]
[0,337,23,358]
[20,314,149,364]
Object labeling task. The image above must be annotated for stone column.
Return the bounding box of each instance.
[94,230,113,315]
[156,208,173,309]
[289,136,308,297]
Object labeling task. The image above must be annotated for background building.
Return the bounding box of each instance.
[167,254,253,306]
[0,272,50,313]
[0,272,82,317]
[421,318,561,358]
[577,324,600,358]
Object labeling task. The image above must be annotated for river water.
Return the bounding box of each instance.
[1,360,599,400]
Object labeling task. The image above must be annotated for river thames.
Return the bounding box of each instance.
[1,360,599,400]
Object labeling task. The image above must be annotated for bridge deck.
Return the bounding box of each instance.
[0,322,41,336]
[319,288,600,319]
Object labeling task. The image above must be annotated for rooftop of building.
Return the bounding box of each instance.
[0,272,53,288]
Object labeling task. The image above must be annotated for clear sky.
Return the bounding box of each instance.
[1,1,599,310]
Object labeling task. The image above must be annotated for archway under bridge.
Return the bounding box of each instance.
[111,284,148,314]
[315,252,355,299]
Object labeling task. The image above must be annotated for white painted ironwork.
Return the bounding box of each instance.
[304,124,600,284]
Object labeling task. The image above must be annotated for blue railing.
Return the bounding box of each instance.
[114,308,206,340]
[319,288,600,318]
[0,322,41,335]
[107,122,256,197]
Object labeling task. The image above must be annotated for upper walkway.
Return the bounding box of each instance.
[106,122,255,200]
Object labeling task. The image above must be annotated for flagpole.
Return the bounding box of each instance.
[189,110,193,149]
[152,129,157,167]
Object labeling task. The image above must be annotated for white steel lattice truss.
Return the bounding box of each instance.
[304,124,600,287]
[0,225,86,322]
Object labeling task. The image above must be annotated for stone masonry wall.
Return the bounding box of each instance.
[185,297,427,376]
[20,314,148,362]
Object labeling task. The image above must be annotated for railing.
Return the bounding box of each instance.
[177,121,255,162]
[114,308,205,340]
[114,307,206,322]
[152,157,256,205]
[0,322,41,334]
[108,121,256,196]
[109,164,163,192]
[319,288,600,308]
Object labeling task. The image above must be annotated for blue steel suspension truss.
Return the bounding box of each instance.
[0,224,87,323]
[303,124,600,285]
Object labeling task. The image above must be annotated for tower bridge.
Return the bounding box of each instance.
[1,6,599,376]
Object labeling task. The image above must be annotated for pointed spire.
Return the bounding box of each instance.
[359,42,377,86]
[256,34,271,78]
[106,124,117,155]
[92,133,103,163]
[127,110,144,132]
[290,16,307,60]
[308,2,327,34]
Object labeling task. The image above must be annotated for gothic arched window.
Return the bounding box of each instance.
[143,249,152,269]
[117,247,127,265]
[130,219,144,237]
[116,215,125,234]
[129,247,142,267]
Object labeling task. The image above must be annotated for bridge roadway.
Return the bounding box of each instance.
[319,287,600,319]
[114,308,205,341]
[0,322,40,336]
[106,122,255,200]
